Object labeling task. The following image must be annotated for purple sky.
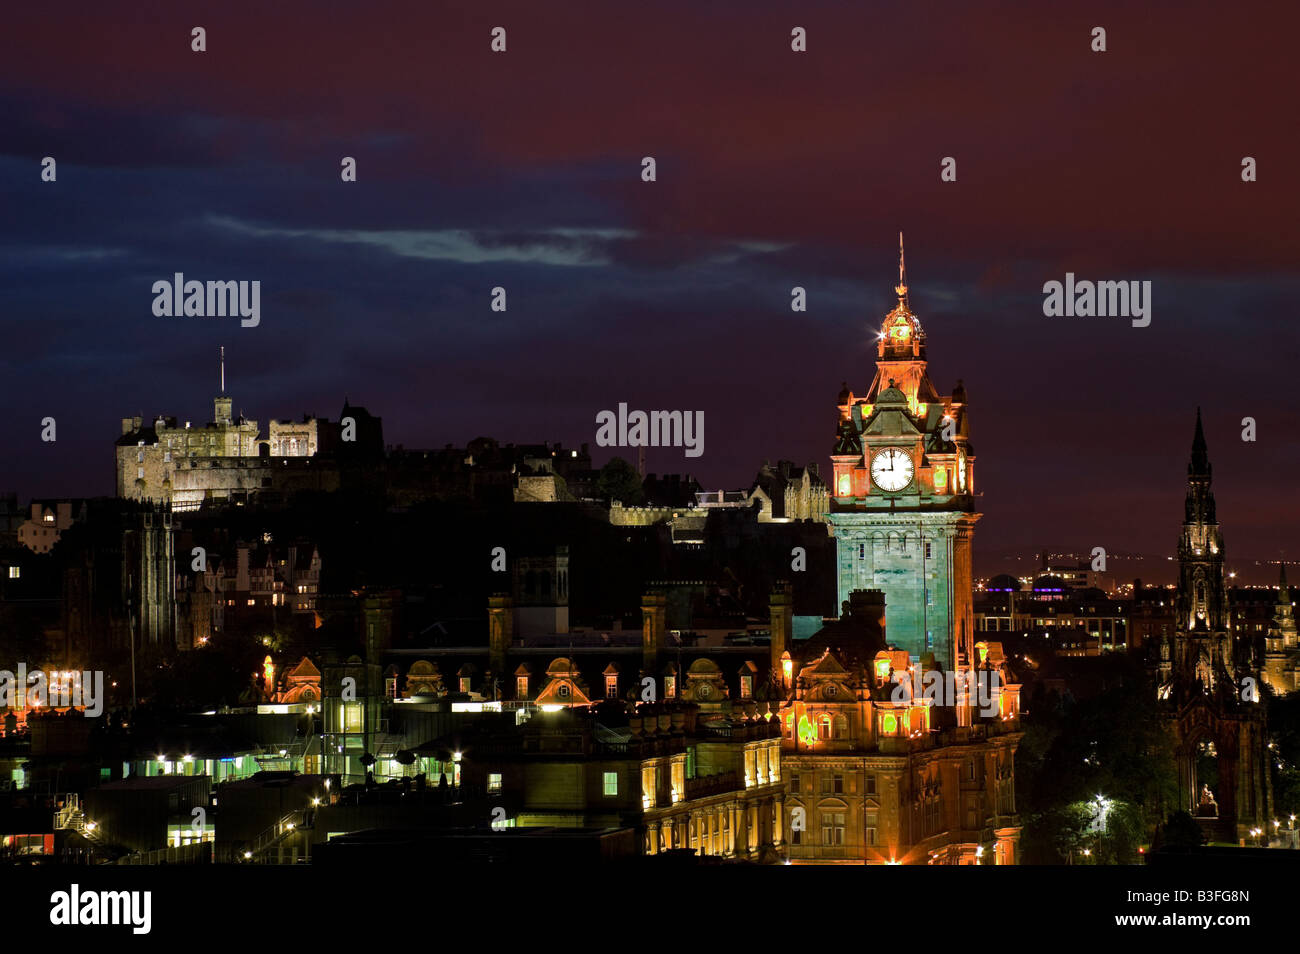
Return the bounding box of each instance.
[3,1,1298,580]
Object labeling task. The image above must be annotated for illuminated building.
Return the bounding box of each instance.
[826,237,978,672]
[772,243,1023,863]
[1153,412,1273,842]
[114,355,379,509]
[775,588,1022,865]
[452,703,786,860]
[1262,564,1300,694]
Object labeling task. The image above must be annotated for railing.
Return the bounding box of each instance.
[118,842,212,865]
[243,808,308,862]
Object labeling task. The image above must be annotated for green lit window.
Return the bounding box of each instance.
[603,771,618,796]
[341,703,362,733]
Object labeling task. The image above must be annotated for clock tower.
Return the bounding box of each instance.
[826,237,979,674]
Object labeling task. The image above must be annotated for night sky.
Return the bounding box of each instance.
[3,1,1298,581]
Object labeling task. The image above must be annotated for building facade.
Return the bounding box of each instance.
[1153,412,1273,842]
[826,245,978,672]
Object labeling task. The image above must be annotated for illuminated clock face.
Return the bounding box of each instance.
[871,448,913,492]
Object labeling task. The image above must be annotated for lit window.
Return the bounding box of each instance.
[7,566,19,579]
[603,772,618,796]
[740,675,752,699]
[488,773,502,793]
[459,677,471,693]
[664,676,676,699]
[605,675,618,699]
[516,676,529,698]
[341,703,362,733]
[821,811,846,846]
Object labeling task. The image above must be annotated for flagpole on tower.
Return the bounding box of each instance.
[220,346,225,395]
[897,231,909,308]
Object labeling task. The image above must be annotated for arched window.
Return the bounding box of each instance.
[819,714,832,739]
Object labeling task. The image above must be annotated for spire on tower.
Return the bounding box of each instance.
[220,346,226,395]
[895,231,909,307]
[1189,407,1210,478]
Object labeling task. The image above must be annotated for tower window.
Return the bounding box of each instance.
[925,541,933,559]
[858,543,865,561]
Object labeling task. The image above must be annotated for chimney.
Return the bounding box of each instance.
[849,589,887,639]
[641,591,667,671]
[488,594,514,674]
[769,582,793,682]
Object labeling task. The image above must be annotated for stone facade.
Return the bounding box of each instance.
[827,254,978,672]
[1263,565,1300,695]
[1154,412,1274,842]
[116,393,330,509]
